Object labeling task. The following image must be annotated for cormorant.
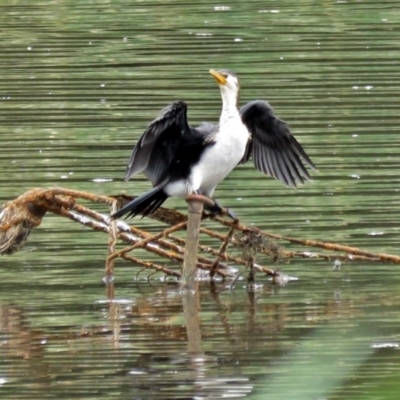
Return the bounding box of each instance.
[111,69,316,220]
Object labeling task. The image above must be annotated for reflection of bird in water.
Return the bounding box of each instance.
[111,69,316,220]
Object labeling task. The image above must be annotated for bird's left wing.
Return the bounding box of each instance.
[125,101,191,184]
[240,100,316,188]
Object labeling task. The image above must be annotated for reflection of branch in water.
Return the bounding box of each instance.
[1,187,400,284]
[0,279,373,397]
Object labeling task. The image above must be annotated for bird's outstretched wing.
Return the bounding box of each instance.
[240,100,316,188]
[125,101,194,185]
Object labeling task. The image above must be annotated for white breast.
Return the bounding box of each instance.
[189,115,249,196]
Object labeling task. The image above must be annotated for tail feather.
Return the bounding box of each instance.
[111,187,169,219]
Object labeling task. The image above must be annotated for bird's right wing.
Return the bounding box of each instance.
[124,101,192,185]
[240,100,316,188]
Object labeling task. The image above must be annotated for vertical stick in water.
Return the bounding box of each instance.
[182,200,203,290]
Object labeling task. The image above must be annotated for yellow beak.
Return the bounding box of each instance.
[209,69,227,85]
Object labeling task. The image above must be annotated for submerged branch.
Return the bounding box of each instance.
[1,187,399,282]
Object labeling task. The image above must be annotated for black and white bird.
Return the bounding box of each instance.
[111,69,316,220]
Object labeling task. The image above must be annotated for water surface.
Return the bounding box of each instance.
[1,1,400,399]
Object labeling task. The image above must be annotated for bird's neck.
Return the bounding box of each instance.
[219,93,239,124]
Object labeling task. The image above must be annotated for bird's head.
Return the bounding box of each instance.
[209,69,240,106]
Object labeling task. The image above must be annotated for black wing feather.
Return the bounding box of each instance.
[124,101,216,189]
[240,100,316,187]
[125,101,192,185]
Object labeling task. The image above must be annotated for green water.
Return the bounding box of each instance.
[1,0,400,399]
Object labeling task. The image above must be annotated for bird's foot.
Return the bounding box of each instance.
[185,193,238,221]
[208,200,238,221]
